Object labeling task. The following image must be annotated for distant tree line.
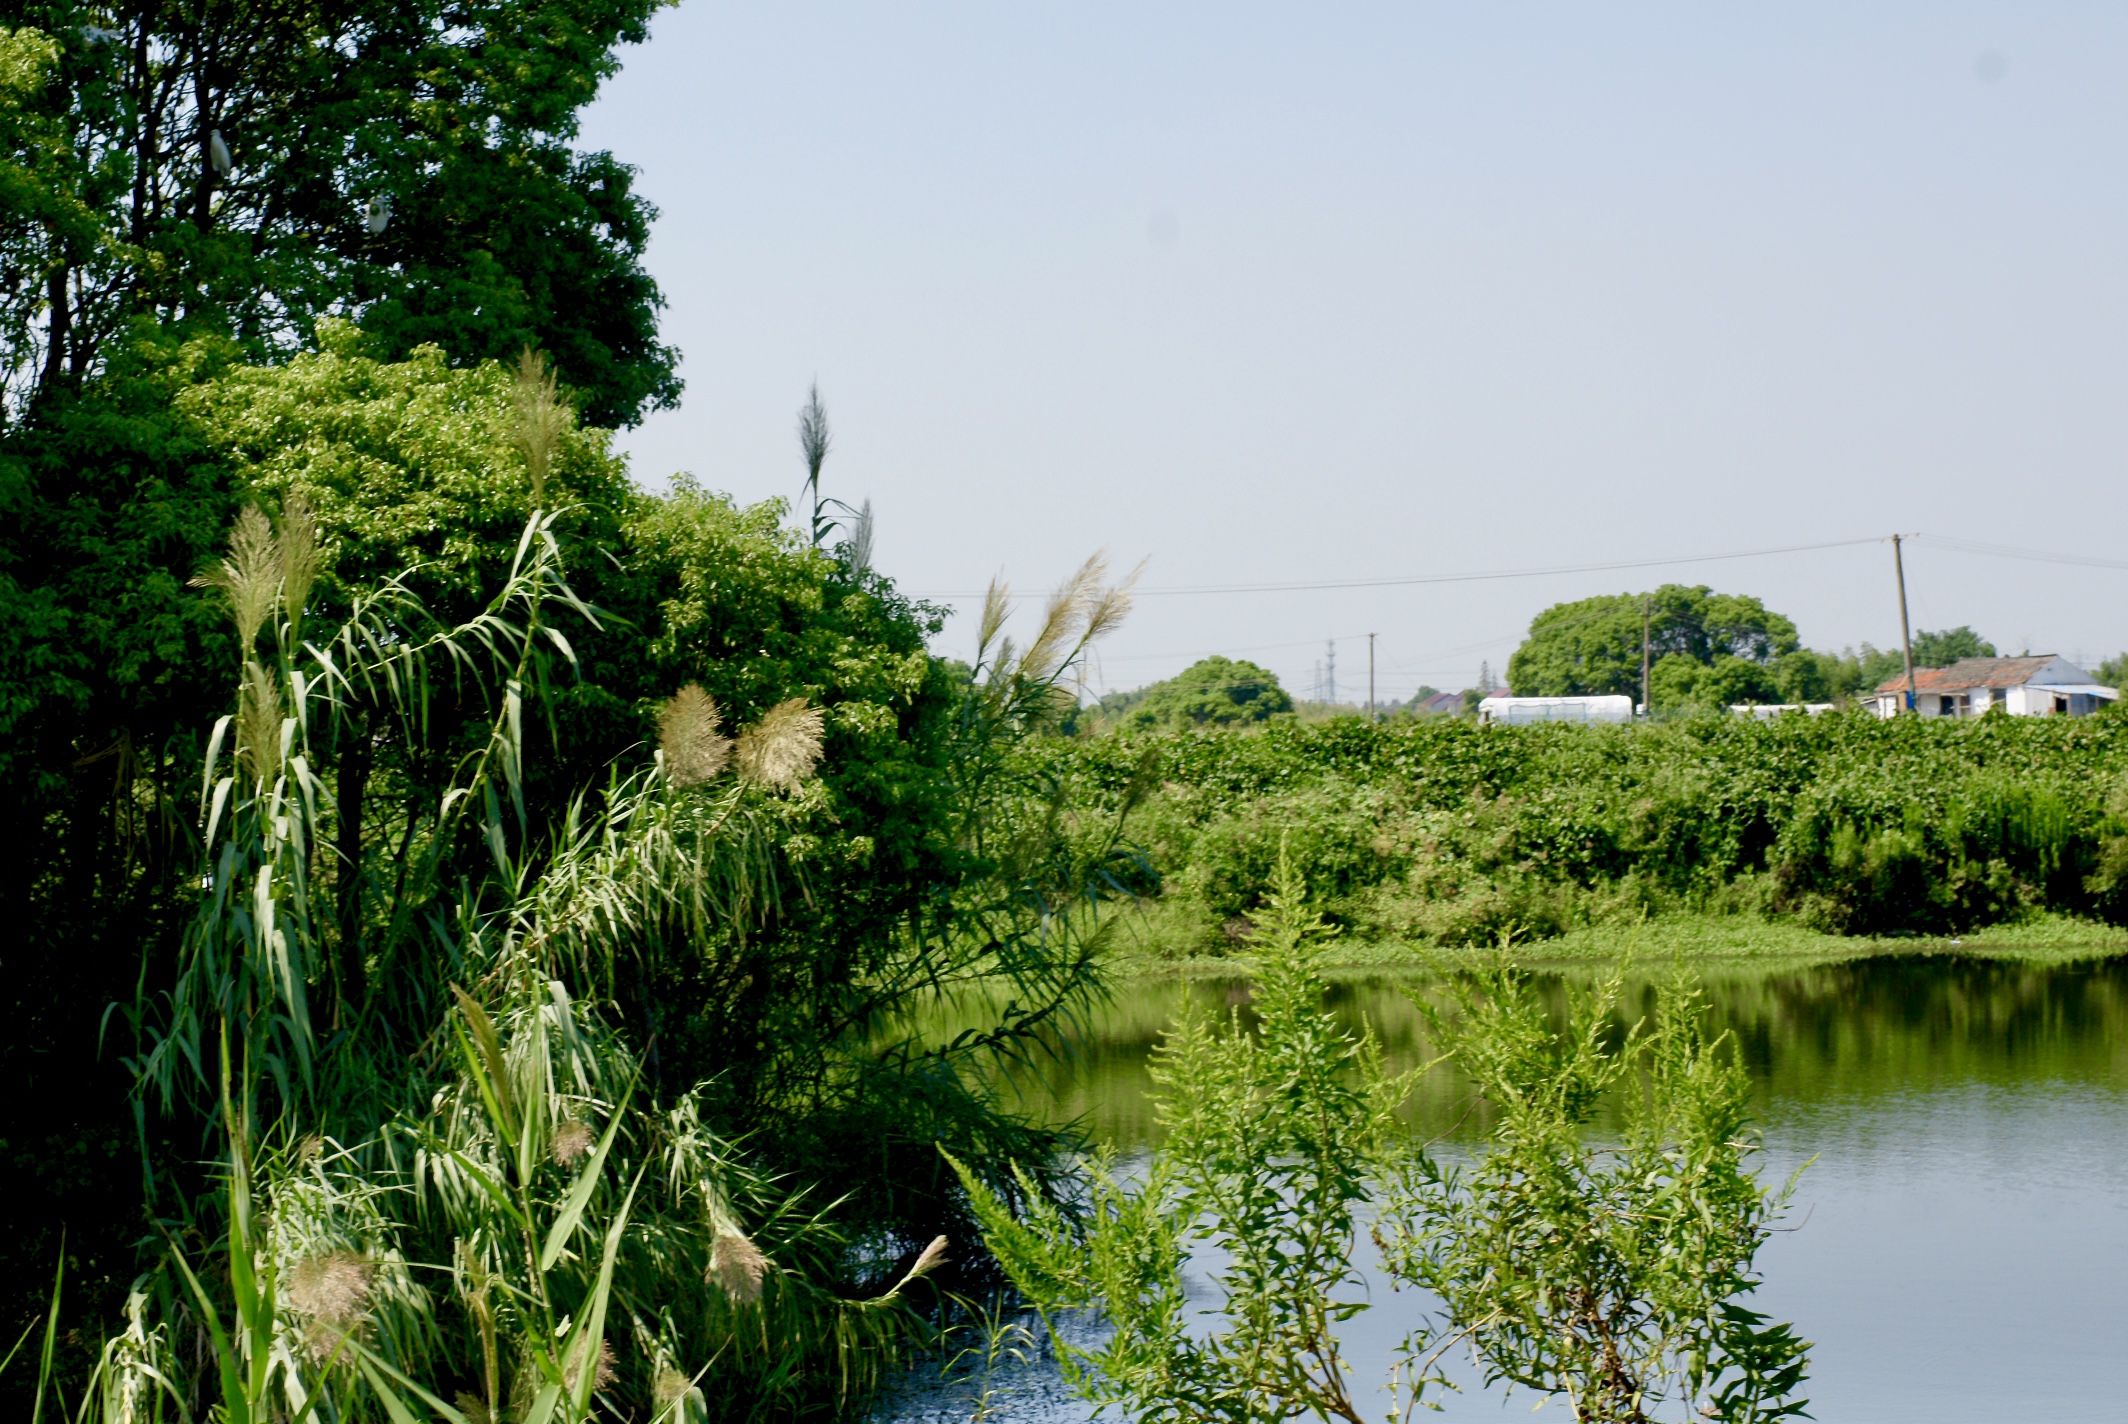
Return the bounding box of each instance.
[1071,654,1293,733]
[1506,584,2020,710]
[1074,589,2127,738]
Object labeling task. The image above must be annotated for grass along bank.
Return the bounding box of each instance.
[1040,709,2128,967]
[1102,908,2128,974]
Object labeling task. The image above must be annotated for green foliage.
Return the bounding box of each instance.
[35,472,1122,1420]
[0,25,102,411]
[2,4,674,426]
[178,325,633,611]
[2096,653,2128,690]
[0,329,241,1358]
[0,337,1145,1412]
[1770,649,1841,705]
[1095,655,1294,733]
[1508,586,1799,699]
[1040,712,2128,956]
[1910,626,1995,667]
[1381,964,1811,1421]
[1850,644,1907,694]
[957,864,1809,1423]
[1649,651,1780,712]
[952,856,1416,1424]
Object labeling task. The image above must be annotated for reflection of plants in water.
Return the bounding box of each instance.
[936,1299,1039,1424]
[954,858,1812,1423]
[922,954,2128,1149]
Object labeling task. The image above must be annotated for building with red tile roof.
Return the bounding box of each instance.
[1870,655,2118,718]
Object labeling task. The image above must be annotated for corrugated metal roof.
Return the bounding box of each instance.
[1872,655,2060,694]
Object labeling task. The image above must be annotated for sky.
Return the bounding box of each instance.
[579,2,2128,703]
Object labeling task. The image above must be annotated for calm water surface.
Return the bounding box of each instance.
[884,955,2128,1423]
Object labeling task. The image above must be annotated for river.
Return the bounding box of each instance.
[882,953,2128,1422]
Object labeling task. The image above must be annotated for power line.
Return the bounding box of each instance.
[919,532,2128,604]
[1919,536,2128,573]
[913,536,1883,600]
[1094,632,1373,664]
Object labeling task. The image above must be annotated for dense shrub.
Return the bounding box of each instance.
[1046,710,2128,951]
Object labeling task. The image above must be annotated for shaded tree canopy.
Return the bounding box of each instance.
[1648,651,1779,712]
[0,1,676,427]
[1105,655,1293,732]
[0,333,984,1372]
[1507,585,1800,699]
[1910,625,1995,667]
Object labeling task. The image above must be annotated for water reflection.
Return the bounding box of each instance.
[894,955,2128,1423]
[942,955,2128,1147]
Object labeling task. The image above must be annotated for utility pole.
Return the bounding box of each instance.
[1326,640,1337,706]
[1892,534,1917,713]
[1368,633,1377,722]
[1640,596,1652,717]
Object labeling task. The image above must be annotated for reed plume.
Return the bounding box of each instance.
[896,1235,949,1292]
[279,494,320,634]
[708,1229,769,1304]
[512,348,572,508]
[550,1118,595,1166]
[563,1335,619,1394]
[236,659,283,781]
[653,1368,694,1412]
[735,698,824,792]
[847,497,875,574]
[1019,554,1107,686]
[977,575,1011,655]
[658,684,732,787]
[194,505,281,649]
[798,384,831,488]
[288,1250,375,1359]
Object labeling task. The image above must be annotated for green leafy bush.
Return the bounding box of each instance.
[1087,655,1294,733]
[956,859,1810,1423]
[1043,711,2128,954]
[1382,964,1811,1421]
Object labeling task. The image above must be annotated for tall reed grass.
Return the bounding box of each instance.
[19,451,1139,1418]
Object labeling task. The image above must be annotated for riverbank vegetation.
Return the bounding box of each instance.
[1039,710,2128,962]
[959,862,1811,1423]
[4,334,1144,1417]
[2,11,1155,1414]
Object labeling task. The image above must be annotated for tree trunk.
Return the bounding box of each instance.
[39,257,69,394]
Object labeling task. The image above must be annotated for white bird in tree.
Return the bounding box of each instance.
[208,129,232,176]
[362,196,392,234]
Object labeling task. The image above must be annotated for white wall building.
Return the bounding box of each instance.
[1478,693,1636,726]
[1870,655,2118,719]
[1730,704,1837,720]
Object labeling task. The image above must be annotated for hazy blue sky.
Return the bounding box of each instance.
[581,2,2128,701]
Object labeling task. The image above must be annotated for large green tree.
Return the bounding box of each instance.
[0,3,675,427]
[1507,584,1800,701]
[1910,625,1995,667]
[1097,655,1293,733]
[0,336,1132,1382]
